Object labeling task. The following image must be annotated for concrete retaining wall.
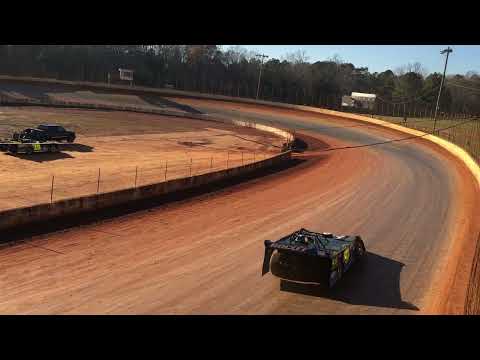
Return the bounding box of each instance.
[0,151,291,232]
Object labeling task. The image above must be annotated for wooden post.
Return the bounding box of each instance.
[50,175,54,203]
[97,168,101,194]
[241,152,244,165]
[227,152,229,169]
[164,161,168,181]
[190,158,192,176]
[134,166,138,188]
[210,157,213,170]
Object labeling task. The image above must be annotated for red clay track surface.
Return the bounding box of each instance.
[0,97,479,314]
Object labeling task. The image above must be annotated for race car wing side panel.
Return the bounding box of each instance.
[262,242,275,276]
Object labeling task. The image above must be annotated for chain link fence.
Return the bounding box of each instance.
[0,151,274,211]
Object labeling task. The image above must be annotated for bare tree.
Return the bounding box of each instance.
[282,49,309,64]
[327,53,344,65]
[396,62,427,77]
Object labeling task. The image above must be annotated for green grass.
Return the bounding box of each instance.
[374,115,480,162]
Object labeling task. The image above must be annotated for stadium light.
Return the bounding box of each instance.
[433,47,453,132]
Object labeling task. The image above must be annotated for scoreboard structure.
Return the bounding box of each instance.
[118,68,134,85]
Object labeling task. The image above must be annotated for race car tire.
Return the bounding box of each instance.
[354,237,367,260]
[338,259,344,280]
[270,252,294,280]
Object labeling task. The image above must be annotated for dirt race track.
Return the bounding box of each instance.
[0,86,479,314]
[0,106,280,210]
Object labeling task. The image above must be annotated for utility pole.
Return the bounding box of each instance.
[255,53,269,100]
[433,47,453,132]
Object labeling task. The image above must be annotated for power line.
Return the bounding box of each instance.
[321,117,478,152]
[446,81,480,93]
[448,75,480,85]
[376,85,441,105]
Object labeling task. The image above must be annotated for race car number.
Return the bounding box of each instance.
[33,143,41,152]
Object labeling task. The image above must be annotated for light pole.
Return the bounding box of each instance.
[255,53,269,100]
[433,47,453,132]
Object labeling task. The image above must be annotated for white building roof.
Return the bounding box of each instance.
[351,92,376,101]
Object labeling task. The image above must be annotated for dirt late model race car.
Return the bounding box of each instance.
[262,228,366,288]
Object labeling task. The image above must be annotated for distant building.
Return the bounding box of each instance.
[108,68,134,85]
[342,95,355,107]
[351,92,376,110]
[342,92,376,110]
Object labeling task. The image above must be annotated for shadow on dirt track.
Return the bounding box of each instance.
[7,152,75,163]
[65,143,94,152]
[140,95,204,114]
[280,252,419,311]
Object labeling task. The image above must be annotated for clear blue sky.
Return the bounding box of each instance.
[221,45,479,75]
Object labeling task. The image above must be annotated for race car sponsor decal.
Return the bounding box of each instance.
[272,244,308,252]
[343,247,350,263]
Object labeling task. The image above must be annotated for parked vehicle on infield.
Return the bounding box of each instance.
[1,131,61,155]
[262,228,366,288]
[1,141,61,155]
[12,128,49,142]
[36,124,76,143]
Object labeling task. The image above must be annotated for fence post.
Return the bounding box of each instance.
[164,160,168,181]
[50,175,55,204]
[190,158,192,176]
[134,166,138,188]
[97,168,101,194]
[211,157,213,170]
[227,152,229,169]
[241,152,244,165]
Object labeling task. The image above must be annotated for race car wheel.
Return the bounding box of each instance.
[354,237,366,259]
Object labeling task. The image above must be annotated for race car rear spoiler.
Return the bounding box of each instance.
[262,240,274,276]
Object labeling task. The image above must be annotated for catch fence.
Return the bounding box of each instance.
[0,150,274,212]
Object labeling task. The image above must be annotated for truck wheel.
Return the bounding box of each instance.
[26,147,33,155]
[67,136,74,143]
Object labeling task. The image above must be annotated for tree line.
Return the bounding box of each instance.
[1,45,479,115]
